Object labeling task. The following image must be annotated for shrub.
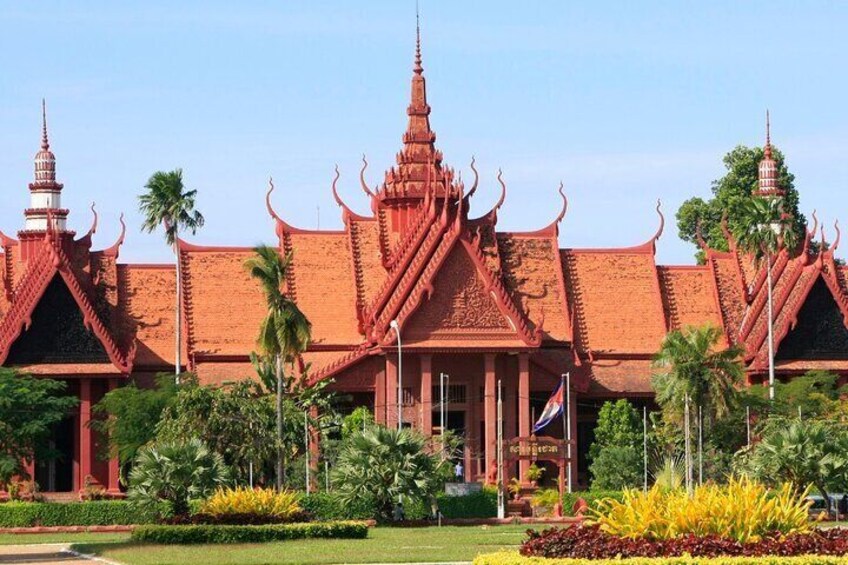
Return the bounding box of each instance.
[521,525,848,559]
[128,438,230,519]
[0,501,155,527]
[131,520,368,544]
[300,493,377,520]
[437,488,497,519]
[590,445,643,490]
[560,491,623,516]
[196,487,303,524]
[589,477,812,542]
[332,426,446,522]
[477,551,848,565]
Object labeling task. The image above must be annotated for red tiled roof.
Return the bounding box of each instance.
[562,249,667,355]
[657,266,724,336]
[498,233,571,342]
[581,359,656,396]
[118,265,176,368]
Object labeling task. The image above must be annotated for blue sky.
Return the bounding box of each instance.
[1,1,846,264]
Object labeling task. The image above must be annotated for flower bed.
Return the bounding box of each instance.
[520,525,848,559]
[474,552,848,565]
[131,520,368,544]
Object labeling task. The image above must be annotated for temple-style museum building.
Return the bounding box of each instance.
[2,30,848,495]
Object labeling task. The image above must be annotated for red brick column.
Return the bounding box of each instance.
[375,362,386,425]
[79,378,92,493]
[518,354,530,480]
[420,355,432,435]
[107,379,121,494]
[484,354,496,482]
[385,356,398,429]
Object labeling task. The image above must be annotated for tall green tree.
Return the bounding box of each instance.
[653,325,744,423]
[155,381,277,483]
[589,400,645,490]
[138,169,204,381]
[676,145,805,263]
[90,372,188,479]
[245,245,312,489]
[0,369,78,485]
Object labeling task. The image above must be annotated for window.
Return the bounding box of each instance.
[432,384,467,406]
[402,387,415,407]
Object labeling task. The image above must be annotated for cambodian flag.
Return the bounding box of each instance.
[533,380,564,434]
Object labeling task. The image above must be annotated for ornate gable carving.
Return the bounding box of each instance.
[776,277,848,360]
[409,247,510,334]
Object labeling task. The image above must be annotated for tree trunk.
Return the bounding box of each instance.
[174,236,182,384]
[276,353,283,490]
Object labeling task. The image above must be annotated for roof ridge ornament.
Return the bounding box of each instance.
[359,155,375,197]
[265,177,282,223]
[41,99,50,151]
[833,219,841,253]
[466,157,479,199]
[494,169,507,211]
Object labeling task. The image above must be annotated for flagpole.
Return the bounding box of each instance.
[497,378,504,519]
[563,373,572,493]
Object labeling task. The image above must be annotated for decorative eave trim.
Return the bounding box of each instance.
[507,181,568,238]
[0,237,135,373]
[98,214,126,258]
[265,178,344,236]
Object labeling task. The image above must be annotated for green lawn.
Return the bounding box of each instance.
[0,532,130,545]
[71,524,538,565]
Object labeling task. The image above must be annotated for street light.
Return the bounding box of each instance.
[390,320,402,430]
[762,220,782,402]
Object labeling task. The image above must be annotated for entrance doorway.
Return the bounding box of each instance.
[35,415,74,492]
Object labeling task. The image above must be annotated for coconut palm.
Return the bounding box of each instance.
[653,325,744,423]
[733,196,798,402]
[138,169,204,381]
[245,245,311,489]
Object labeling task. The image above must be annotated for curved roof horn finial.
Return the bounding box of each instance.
[466,156,479,199]
[359,154,375,197]
[808,210,819,238]
[86,202,98,237]
[494,168,507,211]
[833,219,841,252]
[265,177,282,222]
[331,165,344,208]
[652,199,665,242]
[554,181,568,225]
[103,213,126,258]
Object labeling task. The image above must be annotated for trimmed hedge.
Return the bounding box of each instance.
[131,520,369,544]
[302,489,499,521]
[474,551,848,565]
[300,494,376,521]
[0,500,152,527]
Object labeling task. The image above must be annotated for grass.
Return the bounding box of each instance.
[0,532,130,545]
[71,524,537,564]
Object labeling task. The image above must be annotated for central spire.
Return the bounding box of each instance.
[381,11,455,204]
[756,110,784,198]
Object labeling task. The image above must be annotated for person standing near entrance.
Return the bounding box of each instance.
[454,461,464,482]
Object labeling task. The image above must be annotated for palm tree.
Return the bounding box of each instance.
[245,245,311,489]
[733,197,798,402]
[332,426,446,522]
[653,325,744,423]
[139,169,204,381]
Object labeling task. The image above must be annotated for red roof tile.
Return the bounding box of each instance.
[562,250,667,355]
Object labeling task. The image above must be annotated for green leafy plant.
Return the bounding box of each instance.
[590,445,644,491]
[198,487,302,524]
[332,425,446,522]
[130,521,368,544]
[128,438,230,519]
[0,501,154,527]
[526,463,544,484]
[0,369,78,485]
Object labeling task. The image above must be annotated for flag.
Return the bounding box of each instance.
[533,379,564,434]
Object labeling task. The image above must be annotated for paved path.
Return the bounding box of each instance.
[0,544,97,565]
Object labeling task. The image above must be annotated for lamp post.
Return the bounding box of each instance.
[390,320,402,430]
